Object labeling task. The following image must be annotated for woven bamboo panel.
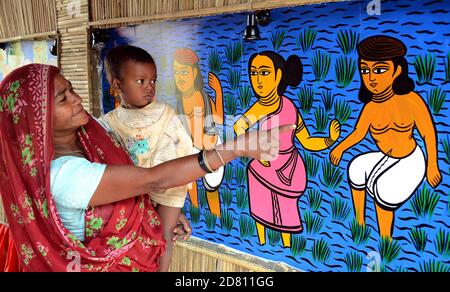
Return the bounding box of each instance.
[170,237,299,272]
[89,0,343,28]
[0,0,57,40]
[55,0,92,112]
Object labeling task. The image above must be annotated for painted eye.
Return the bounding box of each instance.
[260,71,270,76]
[373,68,388,74]
[181,71,188,76]
[250,71,258,76]
[360,68,370,74]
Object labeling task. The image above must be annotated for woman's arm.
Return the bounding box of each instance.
[412,93,442,187]
[330,106,371,165]
[89,125,295,206]
[295,113,341,151]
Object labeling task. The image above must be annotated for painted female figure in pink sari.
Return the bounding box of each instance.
[234,51,341,247]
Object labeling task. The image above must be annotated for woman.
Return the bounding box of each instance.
[330,35,442,239]
[234,51,341,247]
[173,48,225,217]
[0,64,291,271]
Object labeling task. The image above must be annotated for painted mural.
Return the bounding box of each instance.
[100,0,450,272]
[0,40,57,82]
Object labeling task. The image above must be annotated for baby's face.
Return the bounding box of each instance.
[118,60,157,109]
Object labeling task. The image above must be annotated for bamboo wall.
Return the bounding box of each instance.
[90,0,341,28]
[55,0,93,112]
[0,0,57,42]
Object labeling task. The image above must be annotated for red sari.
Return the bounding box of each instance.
[0,64,165,271]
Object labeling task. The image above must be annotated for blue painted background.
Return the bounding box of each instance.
[100,0,449,272]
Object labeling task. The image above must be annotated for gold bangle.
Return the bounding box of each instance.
[213,148,225,166]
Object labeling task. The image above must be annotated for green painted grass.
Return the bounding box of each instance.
[320,90,334,112]
[225,93,237,116]
[321,161,344,189]
[378,237,401,265]
[189,205,201,224]
[335,56,357,88]
[222,188,233,208]
[427,87,447,115]
[303,152,320,178]
[304,212,324,234]
[442,136,450,165]
[297,28,317,52]
[409,227,428,253]
[205,210,217,231]
[238,86,252,109]
[198,188,208,209]
[225,41,243,65]
[414,54,436,85]
[337,29,359,55]
[333,99,352,124]
[208,49,223,74]
[419,260,450,272]
[410,185,440,219]
[434,229,450,257]
[314,108,329,133]
[297,85,315,115]
[311,238,331,263]
[344,252,363,272]
[306,189,323,211]
[270,30,286,51]
[235,167,247,187]
[291,235,307,257]
[239,215,255,238]
[220,209,234,233]
[236,187,249,210]
[227,69,241,92]
[350,220,371,245]
[224,164,234,185]
[331,197,351,221]
[268,229,282,246]
[312,50,331,81]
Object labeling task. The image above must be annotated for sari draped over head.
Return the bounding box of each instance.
[0,64,165,272]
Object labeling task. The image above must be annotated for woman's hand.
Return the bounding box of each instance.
[232,124,296,161]
[329,119,341,143]
[208,72,222,93]
[330,146,344,166]
[427,165,442,188]
[172,213,192,241]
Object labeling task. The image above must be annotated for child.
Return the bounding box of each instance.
[99,45,193,271]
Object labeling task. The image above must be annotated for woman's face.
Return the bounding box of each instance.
[173,60,196,94]
[250,55,281,98]
[360,59,402,94]
[53,73,89,133]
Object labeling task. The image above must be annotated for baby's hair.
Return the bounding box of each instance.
[105,45,155,82]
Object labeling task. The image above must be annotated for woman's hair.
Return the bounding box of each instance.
[248,51,303,97]
[357,35,415,104]
[104,45,155,82]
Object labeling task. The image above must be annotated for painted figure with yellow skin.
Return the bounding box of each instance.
[173,48,224,217]
[235,51,341,247]
[330,36,442,239]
